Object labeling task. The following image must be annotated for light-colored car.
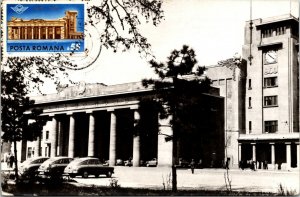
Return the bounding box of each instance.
[116,159,124,166]
[124,157,133,166]
[178,158,190,168]
[146,158,157,167]
[18,157,49,180]
[64,157,114,178]
[38,157,73,179]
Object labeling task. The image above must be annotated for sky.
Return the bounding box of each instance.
[40,0,299,93]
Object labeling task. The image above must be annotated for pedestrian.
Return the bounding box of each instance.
[9,154,14,169]
[264,160,268,170]
[251,160,256,171]
[225,158,230,169]
[190,159,195,174]
[6,152,11,168]
[198,159,203,169]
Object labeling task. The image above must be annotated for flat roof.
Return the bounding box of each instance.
[255,14,299,28]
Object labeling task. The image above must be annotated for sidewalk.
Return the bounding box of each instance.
[73,166,299,193]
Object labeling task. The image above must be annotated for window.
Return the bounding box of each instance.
[264,96,278,106]
[81,160,88,165]
[27,147,33,158]
[249,121,252,133]
[264,77,278,87]
[276,26,286,36]
[63,159,71,164]
[264,121,278,133]
[212,80,218,86]
[219,79,225,85]
[45,131,49,140]
[248,97,252,108]
[262,26,286,38]
[248,79,252,89]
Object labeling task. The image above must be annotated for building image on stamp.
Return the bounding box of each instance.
[6,4,85,52]
[7,11,83,40]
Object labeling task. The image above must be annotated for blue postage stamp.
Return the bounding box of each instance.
[5,3,84,53]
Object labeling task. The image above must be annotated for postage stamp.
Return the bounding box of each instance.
[3,2,85,53]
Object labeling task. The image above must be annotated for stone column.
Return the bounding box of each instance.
[50,116,58,157]
[34,136,41,157]
[52,27,55,39]
[24,27,27,39]
[68,113,75,158]
[297,143,299,168]
[251,143,256,161]
[8,27,12,40]
[45,27,48,39]
[132,109,141,167]
[31,27,34,39]
[109,110,117,166]
[38,27,41,39]
[57,121,64,156]
[270,143,275,168]
[286,142,291,169]
[60,26,65,39]
[87,111,95,157]
[238,143,242,162]
[18,27,21,39]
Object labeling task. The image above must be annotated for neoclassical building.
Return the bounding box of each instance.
[18,81,225,167]
[12,14,299,170]
[7,11,83,40]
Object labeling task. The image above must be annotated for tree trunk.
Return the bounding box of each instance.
[13,139,19,181]
[172,165,177,192]
[172,125,178,192]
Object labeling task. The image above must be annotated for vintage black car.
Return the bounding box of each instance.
[37,157,73,179]
[19,157,49,180]
[64,157,114,178]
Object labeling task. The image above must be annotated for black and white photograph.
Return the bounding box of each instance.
[1,0,299,196]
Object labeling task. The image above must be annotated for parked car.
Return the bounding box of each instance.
[124,157,132,166]
[37,157,73,179]
[178,158,190,168]
[116,159,124,166]
[18,157,49,180]
[139,160,147,167]
[103,160,109,166]
[124,160,132,166]
[64,157,114,178]
[146,158,157,167]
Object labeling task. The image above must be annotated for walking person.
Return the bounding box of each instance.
[9,154,15,169]
[6,152,11,169]
[190,159,195,174]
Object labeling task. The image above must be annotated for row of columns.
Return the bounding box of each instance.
[238,142,300,169]
[44,108,142,167]
[8,26,64,40]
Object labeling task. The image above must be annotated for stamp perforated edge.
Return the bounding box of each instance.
[1,0,87,58]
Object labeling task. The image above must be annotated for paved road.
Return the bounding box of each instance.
[73,167,300,193]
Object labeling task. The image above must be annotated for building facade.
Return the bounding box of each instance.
[207,14,299,170]
[17,81,225,168]
[206,57,246,169]
[13,14,299,170]
[239,14,299,170]
[7,11,83,40]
